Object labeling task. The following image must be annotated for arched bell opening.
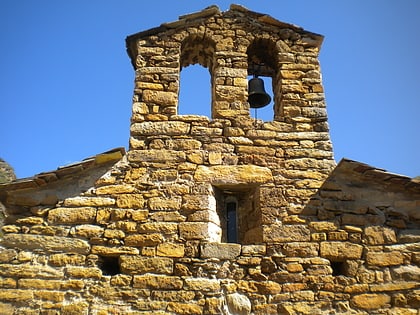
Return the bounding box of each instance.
[247,39,280,122]
[179,35,216,118]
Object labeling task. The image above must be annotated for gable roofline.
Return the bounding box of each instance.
[334,158,420,193]
[125,4,324,68]
[0,147,125,193]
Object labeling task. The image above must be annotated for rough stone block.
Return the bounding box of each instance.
[320,241,363,261]
[116,194,145,209]
[263,224,311,242]
[1,234,90,254]
[131,121,190,136]
[0,263,64,279]
[137,222,178,234]
[48,207,96,224]
[95,185,136,195]
[200,242,241,260]
[184,278,220,292]
[133,274,183,289]
[351,293,391,310]
[125,233,163,247]
[63,196,116,206]
[149,196,182,210]
[364,226,397,245]
[182,195,216,212]
[157,243,185,257]
[91,245,139,256]
[282,242,318,257]
[194,165,272,186]
[128,149,186,163]
[179,222,221,241]
[366,251,404,267]
[167,302,203,315]
[120,256,173,275]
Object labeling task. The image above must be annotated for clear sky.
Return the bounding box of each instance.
[1,1,419,179]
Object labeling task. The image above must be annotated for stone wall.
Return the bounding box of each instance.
[0,5,418,315]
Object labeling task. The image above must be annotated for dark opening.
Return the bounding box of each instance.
[331,261,346,276]
[99,256,120,276]
[226,201,238,243]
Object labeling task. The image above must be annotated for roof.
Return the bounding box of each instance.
[0,147,125,193]
[333,158,420,193]
[125,4,324,66]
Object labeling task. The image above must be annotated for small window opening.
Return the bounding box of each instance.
[331,261,346,276]
[99,256,120,276]
[214,187,262,244]
[179,64,212,117]
[226,200,238,243]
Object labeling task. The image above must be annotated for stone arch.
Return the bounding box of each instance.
[178,34,216,117]
[246,38,281,121]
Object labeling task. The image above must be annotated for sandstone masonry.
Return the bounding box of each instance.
[0,5,419,315]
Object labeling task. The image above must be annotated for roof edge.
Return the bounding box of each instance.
[0,147,126,192]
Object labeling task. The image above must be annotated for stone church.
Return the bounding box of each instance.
[0,5,419,315]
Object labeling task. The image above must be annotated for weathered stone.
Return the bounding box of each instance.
[91,245,139,256]
[149,196,182,210]
[200,242,241,260]
[264,224,311,242]
[226,293,251,315]
[66,266,101,278]
[49,253,86,266]
[0,263,64,279]
[309,221,338,232]
[167,302,203,315]
[179,222,221,241]
[120,256,173,275]
[137,222,178,234]
[282,242,318,257]
[131,121,190,136]
[194,165,272,186]
[398,229,420,243]
[184,278,220,292]
[125,233,163,246]
[142,90,177,106]
[391,265,420,281]
[0,289,34,302]
[128,149,186,163]
[320,242,363,261]
[241,245,266,256]
[1,234,90,254]
[63,196,116,206]
[351,293,391,310]
[366,251,404,267]
[48,207,96,224]
[133,274,183,289]
[364,226,397,245]
[15,216,44,225]
[116,194,145,208]
[157,243,185,257]
[70,224,104,238]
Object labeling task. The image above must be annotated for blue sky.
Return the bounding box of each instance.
[1,1,419,179]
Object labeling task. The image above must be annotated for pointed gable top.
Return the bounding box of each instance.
[126,4,324,68]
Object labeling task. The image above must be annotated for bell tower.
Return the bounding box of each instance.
[2,5,418,315]
[125,4,335,244]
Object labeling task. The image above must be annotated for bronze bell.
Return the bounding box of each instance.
[248,77,271,108]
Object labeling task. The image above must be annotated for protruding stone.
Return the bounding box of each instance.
[226,293,251,315]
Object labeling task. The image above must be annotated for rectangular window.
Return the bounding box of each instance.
[214,186,262,244]
[226,201,237,243]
